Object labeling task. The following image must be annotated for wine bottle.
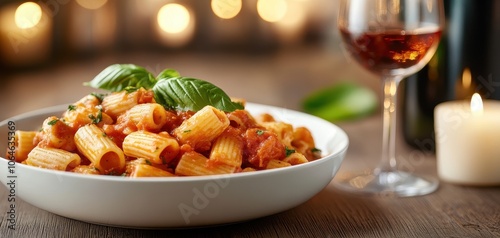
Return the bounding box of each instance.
[402,0,500,152]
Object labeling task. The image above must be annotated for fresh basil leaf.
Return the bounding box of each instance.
[153,77,244,112]
[84,64,156,91]
[157,69,181,80]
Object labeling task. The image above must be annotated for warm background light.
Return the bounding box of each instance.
[0,1,53,66]
[272,0,308,44]
[15,2,42,29]
[257,0,287,23]
[462,68,472,88]
[154,3,195,48]
[76,0,108,10]
[157,3,190,34]
[211,0,242,19]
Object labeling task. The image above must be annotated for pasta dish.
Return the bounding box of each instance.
[6,64,321,177]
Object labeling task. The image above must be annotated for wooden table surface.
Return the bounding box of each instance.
[1,46,499,238]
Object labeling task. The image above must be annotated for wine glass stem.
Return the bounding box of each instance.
[376,75,403,175]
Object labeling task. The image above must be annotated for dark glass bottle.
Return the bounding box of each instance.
[402,0,500,151]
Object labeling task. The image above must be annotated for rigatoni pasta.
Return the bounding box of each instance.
[12,130,37,162]
[8,88,322,177]
[129,164,176,177]
[74,124,126,174]
[26,147,81,171]
[176,151,237,176]
[209,129,243,168]
[122,131,179,165]
[122,103,168,131]
[173,105,230,150]
[101,89,146,119]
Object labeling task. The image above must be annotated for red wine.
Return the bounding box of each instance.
[339,28,441,75]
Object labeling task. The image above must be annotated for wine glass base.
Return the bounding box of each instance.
[334,170,439,197]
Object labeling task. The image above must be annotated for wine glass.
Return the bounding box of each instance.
[335,0,444,197]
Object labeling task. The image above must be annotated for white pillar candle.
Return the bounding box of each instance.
[434,93,500,186]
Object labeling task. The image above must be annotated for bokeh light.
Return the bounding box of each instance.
[211,0,242,19]
[15,2,42,29]
[257,0,287,23]
[157,3,191,34]
[76,0,108,10]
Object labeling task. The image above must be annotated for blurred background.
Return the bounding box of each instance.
[0,0,380,122]
[4,0,500,151]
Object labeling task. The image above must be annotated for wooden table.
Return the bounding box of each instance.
[1,47,499,238]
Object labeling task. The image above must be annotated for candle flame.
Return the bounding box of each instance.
[470,93,483,115]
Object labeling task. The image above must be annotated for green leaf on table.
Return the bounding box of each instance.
[153,77,244,112]
[302,82,377,121]
[84,64,157,91]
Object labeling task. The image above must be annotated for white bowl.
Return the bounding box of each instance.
[0,103,348,228]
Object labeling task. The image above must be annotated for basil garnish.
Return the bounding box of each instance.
[153,77,243,112]
[84,64,156,92]
[85,64,243,112]
[156,68,181,80]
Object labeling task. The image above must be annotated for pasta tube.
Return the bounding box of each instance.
[283,152,308,165]
[209,129,243,167]
[13,130,37,162]
[129,164,176,177]
[173,106,229,150]
[125,103,168,131]
[176,151,236,176]
[261,121,294,147]
[291,127,318,161]
[227,110,261,131]
[34,116,76,151]
[75,124,125,174]
[102,90,140,119]
[265,159,291,169]
[26,146,81,171]
[123,131,179,165]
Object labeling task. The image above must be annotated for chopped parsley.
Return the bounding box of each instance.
[90,92,106,103]
[47,119,59,126]
[183,130,192,133]
[311,147,322,158]
[67,104,77,111]
[256,130,265,136]
[145,160,152,165]
[311,148,321,153]
[285,147,296,157]
[88,108,103,124]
